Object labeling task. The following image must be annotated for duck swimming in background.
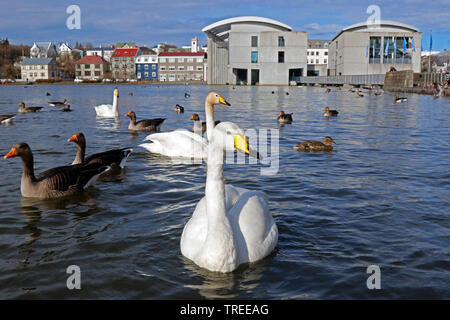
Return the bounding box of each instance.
[325,88,331,93]
[1,114,15,124]
[356,89,364,97]
[62,105,72,112]
[294,136,336,152]
[46,92,51,96]
[125,111,165,132]
[374,91,383,96]
[48,98,68,107]
[277,111,293,124]
[185,92,191,98]
[190,113,221,134]
[323,107,339,117]
[174,104,184,113]
[95,88,119,118]
[18,102,43,113]
[394,94,408,103]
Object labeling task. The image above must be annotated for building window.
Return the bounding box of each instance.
[40,72,45,77]
[325,52,328,56]
[144,72,149,77]
[187,58,194,63]
[178,58,184,63]
[152,64,156,69]
[251,36,258,47]
[278,36,285,47]
[168,58,175,63]
[316,59,319,64]
[179,66,184,70]
[187,66,193,71]
[196,66,203,71]
[145,64,149,70]
[369,36,382,64]
[307,51,309,56]
[278,51,285,63]
[168,74,175,81]
[159,58,166,63]
[196,58,203,63]
[324,59,327,64]
[95,71,100,76]
[251,51,258,63]
[152,72,156,77]
[85,71,91,76]
[160,66,166,71]
[316,51,319,55]
[85,64,90,68]
[169,66,175,70]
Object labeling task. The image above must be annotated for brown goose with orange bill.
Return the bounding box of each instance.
[125,111,165,132]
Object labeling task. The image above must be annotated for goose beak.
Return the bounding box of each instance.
[189,116,194,120]
[68,135,77,142]
[218,96,231,106]
[4,147,18,159]
[234,135,250,155]
[125,112,131,117]
[333,141,337,145]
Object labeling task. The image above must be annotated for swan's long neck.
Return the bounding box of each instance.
[205,101,215,141]
[112,94,119,117]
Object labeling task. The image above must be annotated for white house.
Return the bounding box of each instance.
[30,42,57,58]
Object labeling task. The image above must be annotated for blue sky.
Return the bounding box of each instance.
[1,0,449,50]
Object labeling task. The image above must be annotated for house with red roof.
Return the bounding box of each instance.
[158,52,206,82]
[74,55,110,80]
[111,46,140,80]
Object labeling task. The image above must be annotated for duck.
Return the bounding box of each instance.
[3,142,110,199]
[180,120,277,273]
[68,132,133,171]
[374,91,383,96]
[139,92,230,159]
[94,88,119,118]
[48,98,68,107]
[46,92,51,96]
[18,102,43,113]
[62,105,72,112]
[325,88,331,93]
[323,107,339,117]
[356,89,364,97]
[125,111,165,132]
[190,113,221,135]
[185,92,191,98]
[394,94,408,103]
[174,104,184,113]
[277,111,293,124]
[1,114,15,124]
[129,92,133,96]
[285,92,289,95]
[294,136,336,152]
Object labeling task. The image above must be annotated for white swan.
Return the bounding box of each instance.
[139,92,230,159]
[180,118,278,273]
[95,88,119,117]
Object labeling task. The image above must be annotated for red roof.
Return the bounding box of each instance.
[158,52,205,57]
[74,55,109,64]
[112,47,139,57]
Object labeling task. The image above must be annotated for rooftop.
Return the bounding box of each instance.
[74,55,109,64]
[332,20,420,41]
[112,47,140,58]
[21,58,54,65]
[159,52,205,57]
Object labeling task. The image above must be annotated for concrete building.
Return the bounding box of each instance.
[328,20,422,76]
[21,58,58,81]
[111,46,140,80]
[86,47,115,62]
[307,40,330,76]
[203,16,307,85]
[30,42,57,58]
[135,54,158,80]
[158,52,206,82]
[74,55,110,80]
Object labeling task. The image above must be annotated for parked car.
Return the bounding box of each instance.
[74,78,83,83]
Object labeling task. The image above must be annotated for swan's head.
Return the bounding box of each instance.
[212,122,261,159]
[206,92,230,107]
[4,142,30,159]
[114,88,119,98]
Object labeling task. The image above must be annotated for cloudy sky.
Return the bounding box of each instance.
[1,0,449,50]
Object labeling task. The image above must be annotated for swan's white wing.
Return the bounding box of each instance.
[141,129,207,159]
[94,104,114,117]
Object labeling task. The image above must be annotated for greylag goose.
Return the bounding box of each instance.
[48,98,68,107]
[68,132,132,171]
[62,105,72,112]
[174,104,184,113]
[18,102,43,113]
[294,136,336,152]
[190,113,221,134]
[394,94,408,103]
[4,142,110,199]
[125,111,165,132]
[277,111,293,124]
[1,114,15,124]
[323,107,339,117]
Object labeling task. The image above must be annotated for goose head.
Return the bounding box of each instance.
[323,107,330,112]
[4,142,30,159]
[68,132,86,148]
[18,102,25,108]
[190,113,200,121]
[125,111,136,121]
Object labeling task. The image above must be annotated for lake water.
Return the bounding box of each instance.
[0,84,448,299]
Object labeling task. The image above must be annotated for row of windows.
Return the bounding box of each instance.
[160,66,203,71]
[251,51,285,63]
[251,36,285,47]
[308,59,327,64]
[368,36,413,64]
[159,74,203,81]
[23,65,48,70]
[137,72,157,78]
[136,64,157,70]
[159,57,203,63]
[76,71,102,76]
[22,72,55,77]
[307,51,328,56]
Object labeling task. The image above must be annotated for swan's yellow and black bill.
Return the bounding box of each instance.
[234,135,250,155]
[218,96,231,106]
[68,135,77,142]
[4,147,18,159]
[114,89,119,97]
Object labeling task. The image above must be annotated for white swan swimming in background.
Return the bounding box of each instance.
[139,92,230,159]
[180,112,278,273]
[95,88,119,118]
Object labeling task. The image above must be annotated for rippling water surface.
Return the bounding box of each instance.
[0,84,449,299]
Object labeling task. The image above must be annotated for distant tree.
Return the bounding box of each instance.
[2,62,20,79]
[58,54,75,79]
